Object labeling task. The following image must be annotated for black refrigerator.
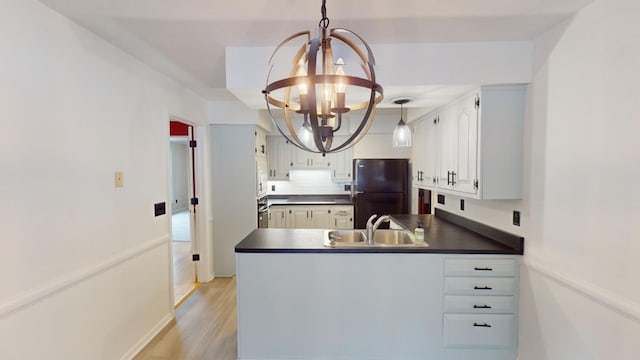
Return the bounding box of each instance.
[352,158,409,229]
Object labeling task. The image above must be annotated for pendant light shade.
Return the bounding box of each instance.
[392,98,412,148]
[263,0,383,154]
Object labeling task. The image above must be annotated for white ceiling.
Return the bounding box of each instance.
[38,0,592,114]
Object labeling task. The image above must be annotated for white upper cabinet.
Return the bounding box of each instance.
[412,116,437,188]
[267,135,353,181]
[436,92,479,195]
[428,84,525,199]
[327,136,354,181]
[255,127,267,157]
[255,156,268,198]
[266,136,291,180]
[291,146,330,169]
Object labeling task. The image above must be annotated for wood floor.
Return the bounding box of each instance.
[172,241,195,304]
[135,277,238,360]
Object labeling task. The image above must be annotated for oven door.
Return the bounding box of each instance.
[258,206,269,228]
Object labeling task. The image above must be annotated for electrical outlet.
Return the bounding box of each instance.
[271,185,276,191]
[344,184,351,191]
[437,194,445,205]
[513,210,521,226]
[460,199,465,211]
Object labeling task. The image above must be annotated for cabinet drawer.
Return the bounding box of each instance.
[444,258,517,277]
[443,295,515,314]
[443,314,515,348]
[444,277,516,296]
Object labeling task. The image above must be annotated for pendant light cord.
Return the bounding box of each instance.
[319,0,330,28]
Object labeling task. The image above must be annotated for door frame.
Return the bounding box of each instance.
[167,117,212,307]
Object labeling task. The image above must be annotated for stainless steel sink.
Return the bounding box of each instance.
[325,230,366,245]
[372,229,416,245]
[324,229,428,247]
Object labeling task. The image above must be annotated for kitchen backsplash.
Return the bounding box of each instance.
[268,169,351,195]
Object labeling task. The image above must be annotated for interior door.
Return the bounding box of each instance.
[169,120,198,307]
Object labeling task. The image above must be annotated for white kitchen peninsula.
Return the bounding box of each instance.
[235,210,524,360]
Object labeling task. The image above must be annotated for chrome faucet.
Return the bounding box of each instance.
[366,214,390,245]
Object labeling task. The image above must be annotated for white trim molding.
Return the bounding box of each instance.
[524,256,640,324]
[121,313,174,360]
[0,235,170,318]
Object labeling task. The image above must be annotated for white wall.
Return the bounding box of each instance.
[433,0,640,358]
[227,41,532,109]
[209,125,257,277]
[0,0,207,358]
[268,170,349,195]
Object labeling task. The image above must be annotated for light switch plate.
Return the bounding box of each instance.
[115,171,124,187]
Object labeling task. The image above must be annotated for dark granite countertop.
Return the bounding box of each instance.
[266,195,353,206]
[235,209,524,255]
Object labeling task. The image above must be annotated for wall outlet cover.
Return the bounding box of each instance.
[437,194,445,205]
[460,199,465,211]
[513,210,521,226]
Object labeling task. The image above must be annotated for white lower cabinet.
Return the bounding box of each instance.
[268,206,288,228]
[237,252,520,360]
[268,205,353,229]
[332,205,354,229]
[443,314,516,348]
[442,257,519,355]
[443,295,516,314]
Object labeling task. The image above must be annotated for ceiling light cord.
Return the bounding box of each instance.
[319,0,329,28]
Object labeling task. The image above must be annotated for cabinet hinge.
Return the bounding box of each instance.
[192,253,200,262]
[473,179,479,190]
[189,140,197,148]
[475,96,480,110]
[190,197,199,205]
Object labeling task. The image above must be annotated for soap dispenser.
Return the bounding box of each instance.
[414,223,425,243]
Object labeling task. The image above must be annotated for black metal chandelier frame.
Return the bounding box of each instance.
[263,0,383,154]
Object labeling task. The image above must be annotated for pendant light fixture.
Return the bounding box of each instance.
[392,98,412,148]
[263,0,384,155]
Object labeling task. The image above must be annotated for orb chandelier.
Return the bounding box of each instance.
[263,0,383,155]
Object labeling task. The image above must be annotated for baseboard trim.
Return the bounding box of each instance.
[0,235,170,318]
[174,282,201,309]
[525,256,640,324]
[123,313,174,360]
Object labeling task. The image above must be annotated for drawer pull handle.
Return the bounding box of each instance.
[473,305,492,309]
[474,286,493,290]
[474,267,493,271]
[473,323,492,328]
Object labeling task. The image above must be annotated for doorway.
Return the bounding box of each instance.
[169,120,199,306]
